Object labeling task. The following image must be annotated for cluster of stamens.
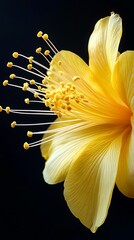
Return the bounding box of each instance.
[1,31,88,150]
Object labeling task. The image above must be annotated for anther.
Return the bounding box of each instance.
[34,92,39,98]
[42,33,49,40]
[30,79,35,85]
[27,64,33,70]
[72,76,80,81]
[9,74,16,79]
[5,106,10,114]
[44,50,50,56]
[7,62,13,68]
[37,31,43,38]
[11,121,16,128]
[58,61,62,65]
[36,47,42,54]
[67,106,72,111]
[12,52,19,58]
[42,78,47,85]
[0,106,3,112]
[24,98,30,104]
[29,56,34,63]
[23,142,29,150]
[23,82,29,91]
[27,131,33,138]
[3,80,8,86]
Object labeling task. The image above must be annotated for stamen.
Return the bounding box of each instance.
[27,131,33,137]
[12,52,19,58]
[5,106,10,114]
[44,50,50,56]
[9,74,16,79]
[37,31,43,37]
[7,62,13,68]
[11,121,16,128]
[3,80,8,86]
[24,98,30,104]
[23,142,29,150]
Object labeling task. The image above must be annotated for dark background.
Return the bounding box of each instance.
[0,0,133,239]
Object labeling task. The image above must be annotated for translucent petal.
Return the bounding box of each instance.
[112,51,134,112]
[88,13,122,92]
[41,118,91,184]
[116,121,134,198]
[64,132,122,232]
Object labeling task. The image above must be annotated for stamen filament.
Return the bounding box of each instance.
[15,119,79,127]
[13,64,44,78]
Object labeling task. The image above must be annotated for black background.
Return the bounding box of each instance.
[0,0,133,239]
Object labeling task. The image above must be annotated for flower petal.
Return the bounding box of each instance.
[116,121,134,198]
[88,13,122,91]
[112,51,134,112]
[41,118,93,184]
[48,50,102,96]
[64,132,122,232]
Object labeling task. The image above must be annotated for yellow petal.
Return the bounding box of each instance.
[64,132,123,232]
[88,13,122,92]
[48,50,101,96]
[116,121,134,198]
[112,51,134,112]
[41,118,93,184]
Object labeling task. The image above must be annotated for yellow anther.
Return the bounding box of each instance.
[27,131,33,138]
[41,88,46,92]
[37,31,43,37]
[9,74,16,79]
[60,82,65,88]
[27,64,32,70]
[5,106,10,114]
[61,103,67,109]
[29,56,34,63]
[67,106,72,111]
[51,85,56,90]
[56,112,62,118]
[72,76,80,81]
[11,121,16,128]
[54,94,60,101]
[12,52,19,58]
[59,71,63,76]
[23,82,29,91]
[42,33,49,40]
[38,86,41,90]
[44,99,50,107]
[36,47,42,54]
[44,50,50,55]
[30,79,35,85]
[0,106,3,112]
[7,62,13,68]
[42,78,47,85]
[58,61,62,66]
[79,93,84,99]
[3,80,8,86]
[24,98,30,104]
[23,142,29,150]
[66,82,72,87]
[34,92,38,98]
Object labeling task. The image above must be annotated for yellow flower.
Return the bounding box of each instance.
[1,12,134,233]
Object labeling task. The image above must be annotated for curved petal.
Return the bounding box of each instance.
[48,50,101,97]
[112,51,134,112]
[41,118,92,184]
[116,121,134,198]
[64,132,123,232]
[88,13,122,91]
